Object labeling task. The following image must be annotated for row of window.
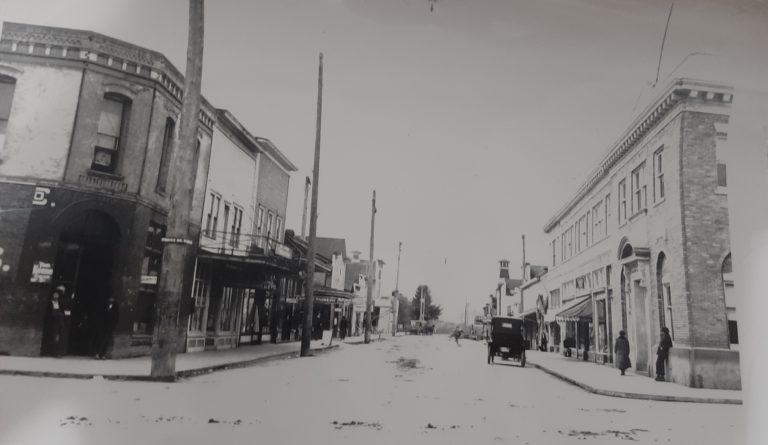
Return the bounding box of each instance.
[203,192,247,243]
[0,73,195,195]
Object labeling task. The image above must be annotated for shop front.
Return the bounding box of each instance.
[186,252,295,352]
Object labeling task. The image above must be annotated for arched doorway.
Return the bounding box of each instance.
[50,209,121,355]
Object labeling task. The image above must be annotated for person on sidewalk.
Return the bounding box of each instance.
[614,330,631,376]
[655,327,673,381]
[42,285,71,357]
[339,316,348,340]
[95,295,120,359]
[539,331,548,352]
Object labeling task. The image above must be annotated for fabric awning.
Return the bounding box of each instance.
[555,296,593,322]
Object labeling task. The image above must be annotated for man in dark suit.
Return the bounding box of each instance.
[95,296,119,359]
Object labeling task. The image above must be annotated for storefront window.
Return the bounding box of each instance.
[189,263,211,333]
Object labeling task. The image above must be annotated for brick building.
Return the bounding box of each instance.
[541,77,740,389]
[0,22,299,358]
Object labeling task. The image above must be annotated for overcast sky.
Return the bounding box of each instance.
[1,0,767,321]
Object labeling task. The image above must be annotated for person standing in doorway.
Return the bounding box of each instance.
[43,285,70,357]
[340,316,348,341]
[655,327,673,381]
[614,330,631,376]
[95,295,119,359]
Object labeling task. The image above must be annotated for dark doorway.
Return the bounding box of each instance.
[51,210,120,356]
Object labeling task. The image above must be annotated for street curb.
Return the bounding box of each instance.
[0,345,340,383]
[528,361,743,405]
[342,337,388,345]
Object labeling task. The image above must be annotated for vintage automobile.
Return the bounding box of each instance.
[487,316,527,366]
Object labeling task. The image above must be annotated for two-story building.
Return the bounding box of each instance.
[0,22,215,357]
[0,22,299,359]
[541,77,740,389]
[185,110,298,352]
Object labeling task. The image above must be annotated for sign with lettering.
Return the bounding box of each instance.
[275,244,292,259]
[32,187,50,206]
[30,261,54,283]
[141,275,158,285]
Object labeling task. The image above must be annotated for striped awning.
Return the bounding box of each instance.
[555,296,593,322]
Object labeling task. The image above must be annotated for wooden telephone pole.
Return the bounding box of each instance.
[393,241,401,336]
[150,0,205,379]
[364,190,376,344]
[301,53,323,357]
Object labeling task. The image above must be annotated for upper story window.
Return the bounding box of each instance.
[92,93,131,174]
[604,194,611,236]
[561,233,566,262]
[156,118,175,194]
[618,179,627,224]
[222,202,231,243]
[231,206,243,248]
[630,162,647,214]
[592,200,603,242]
[266,212,274,239]
[653,147,665,201]
[0,75,17,153]
[276,216,283,242]
[551,239,556,267]
[204,192,221,239]
[717,163,728,187]
[256,206,265,237]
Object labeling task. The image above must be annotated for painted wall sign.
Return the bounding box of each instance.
[30,261,54,283]
[32,187,50,206]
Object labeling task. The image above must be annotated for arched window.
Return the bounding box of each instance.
[156,117,175,193]
[92,93,131,174]
[0,74,17,153]
[722,254,738,345]
[657,252,674,339]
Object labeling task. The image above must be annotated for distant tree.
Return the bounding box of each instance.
[410,285,443,322]
[397,293,412,327]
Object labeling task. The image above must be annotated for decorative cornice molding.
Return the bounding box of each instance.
[0,22,216,131]
[543,78,733,233]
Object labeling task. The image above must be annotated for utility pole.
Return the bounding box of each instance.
[393,241,401,336]
[364,190,377,344]
[301,176,310,239]
[300,53,323,357]
[150,0,205,379]
[521,234,526,314]
[464,296,468,330]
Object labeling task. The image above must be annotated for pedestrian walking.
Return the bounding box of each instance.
[655,327,673,381]
[339,316,348,340]
[95,295,119,359]
[540,331,548,352]
[42,285,70,357]
[614,330,631,375]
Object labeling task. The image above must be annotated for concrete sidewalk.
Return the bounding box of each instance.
[0,340,337,381]
[526,350,742,404]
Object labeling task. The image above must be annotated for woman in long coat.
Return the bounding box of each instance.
[614,330,631,375]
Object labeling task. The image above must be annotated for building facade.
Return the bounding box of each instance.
[541,77,740,389]
[0,22,300,359]
[186,110,298,352]
[0,22,216,357]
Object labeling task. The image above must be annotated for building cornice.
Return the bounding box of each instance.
[0,22,216,131]
[215,109,297,173]
[543,78,733,233]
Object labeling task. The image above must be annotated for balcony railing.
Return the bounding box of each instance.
[199,230,292,259]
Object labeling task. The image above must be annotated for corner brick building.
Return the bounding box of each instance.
[0,22,297,358]
[540,77,740,389]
